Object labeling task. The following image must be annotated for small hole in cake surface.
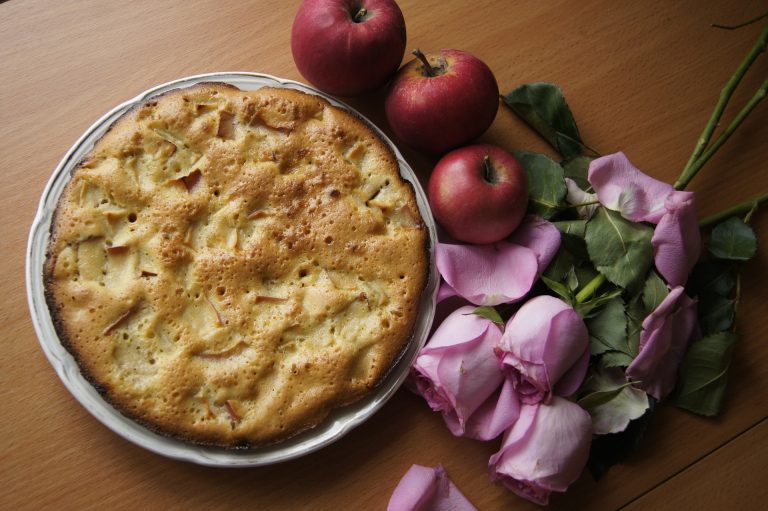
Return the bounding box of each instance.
[128,213,137,223]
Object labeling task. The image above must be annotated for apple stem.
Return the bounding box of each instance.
[482,156,497,184]
[412,49,436,77]
[353,7,368,22]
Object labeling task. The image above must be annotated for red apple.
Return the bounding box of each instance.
[291,0,406,97]
[385,49,499,154]
[428,144,528,244]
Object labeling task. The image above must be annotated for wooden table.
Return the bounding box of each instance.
[2,1,767,509]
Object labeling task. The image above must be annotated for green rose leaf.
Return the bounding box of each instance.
[698,294,736,335]
[642,270,669,315]
[708,217,758,261]
[586,296,628,356]
[672,332,738,416]
[470,306,505,330]
[575,287,622,318]
[515,151,567,219]
[688,260,736,297]
[587,397,656,480]
[625,294,645,357]
[554,219,587,238]
[503,82,583,159]
[562,155,595,190]
[541,275,575,304]
[585,207,654,289]
[602,351,635,368]
[579,366,649,435]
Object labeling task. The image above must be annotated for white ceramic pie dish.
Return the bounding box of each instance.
[26,72,438,467]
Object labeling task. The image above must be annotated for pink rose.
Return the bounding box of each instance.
[388,464,477,511]
[436,216,560,306]
[587,152,701,286]
[496,296,589,404]
[409,306,520,440]
[626,286,700,400]
[488,397,592,506]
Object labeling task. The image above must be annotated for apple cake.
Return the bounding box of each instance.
[44,82,429,448]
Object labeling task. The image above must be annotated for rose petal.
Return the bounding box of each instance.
[388,464,477,511]
[651,191,701,287]
[436,242,540,306]
[626,286,700,400]
[409,306,505,438]
[436,282,458,303]
[489,397,592,506]
[564,178,598,219]
[507,215,562,270]
[451,377,520,441]
[588,152,675,223]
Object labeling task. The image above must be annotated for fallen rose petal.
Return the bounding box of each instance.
[436,242,540,306]
[409,306,516,440]
[497,296,589,404]
[507,215,562,269]
[626,286,700,400]
[588,152,675,223]
[488,397,592,506]
[651,191,701,287]
[564,178,598,219]
[388,464,477,511]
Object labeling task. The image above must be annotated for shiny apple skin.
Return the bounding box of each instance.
[428,144,528,244]
[385,49,499,154]
[291,0,406,97]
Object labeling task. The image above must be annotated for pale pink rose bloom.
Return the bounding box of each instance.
[587,152,674,223]
[626,286,700,400]
[651,191,701,287]
[388,464,477,511]
[496,296,589,404]
[488,397,592,506]
[409,306,519,440]
[436,216,560,306]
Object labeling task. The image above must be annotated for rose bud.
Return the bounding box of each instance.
[488,397,592,506]
[408,305,520,440]
[626,286,700,400]
[496,295,589,404]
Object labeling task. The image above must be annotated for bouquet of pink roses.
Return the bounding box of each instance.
[389,26,767,509]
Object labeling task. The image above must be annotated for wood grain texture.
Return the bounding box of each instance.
[1,1,767,510]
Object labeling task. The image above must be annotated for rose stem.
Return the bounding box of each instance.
[353,7,367,22]
[412,49,436,77]
[575,274,606,304]
[699,191,768,228]
[675,27,768,190]
[712,11,768,30]
[675,78,768,190]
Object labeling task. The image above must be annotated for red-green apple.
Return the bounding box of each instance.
[291,0,406,97]
[385,49,499,154]
[428,144,528,244]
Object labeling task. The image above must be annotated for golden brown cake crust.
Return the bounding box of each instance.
[44,83,428,448]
